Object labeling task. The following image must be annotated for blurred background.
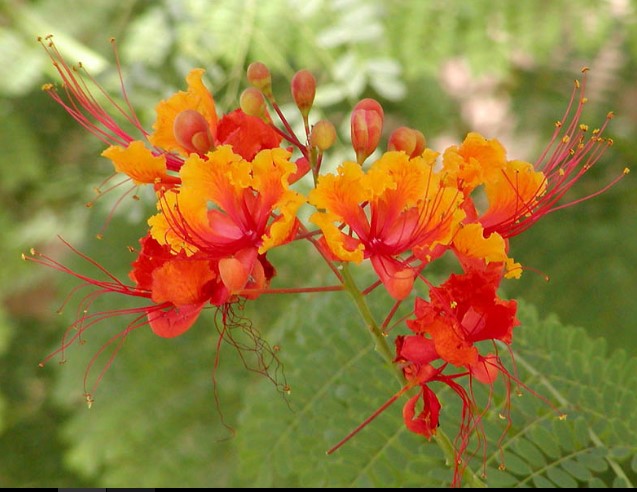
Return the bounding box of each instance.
[0,0,635,487]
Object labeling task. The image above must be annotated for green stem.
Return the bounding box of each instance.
[340,264,486,487]
[434,426,487,488]
[340,264,399,377]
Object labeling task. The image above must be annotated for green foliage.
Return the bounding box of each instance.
[233,290,446,488]
[235,296,637,488]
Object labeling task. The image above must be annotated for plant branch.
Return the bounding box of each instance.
[340,263,486,487]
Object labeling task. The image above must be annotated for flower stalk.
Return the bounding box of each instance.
[339,263,486,487]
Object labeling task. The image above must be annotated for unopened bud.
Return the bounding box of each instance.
[291,69,316,118]
[173,110,214,154]
[247,62,272,97]
[310,120,336,151]
[240,87,267,119]
[350,98,384,164]
[219,257,249,294]
[387,126,426,158]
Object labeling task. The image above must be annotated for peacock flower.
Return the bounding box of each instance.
[441,133,538,277]
[42,36,282,194]
[40,34,192,186]
[394,334,488,488]
[309,150,465,300]
[486,70,629,238]
[147,145,304,294]
[406,268,519,369]
[443,70,628,242]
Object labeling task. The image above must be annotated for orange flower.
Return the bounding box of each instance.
[148,145,304,294]
[309,150,464,299]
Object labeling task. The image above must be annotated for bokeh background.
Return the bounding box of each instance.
[0,0,635,487]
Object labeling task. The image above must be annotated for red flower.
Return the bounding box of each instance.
[407,268,519,368]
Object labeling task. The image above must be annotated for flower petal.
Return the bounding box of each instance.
[102,141,179,186]
[147,303,204,338]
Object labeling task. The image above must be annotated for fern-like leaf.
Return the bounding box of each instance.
[235,293,637,487]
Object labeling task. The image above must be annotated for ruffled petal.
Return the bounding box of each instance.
[102,141,179,186]
[150,259,216,306]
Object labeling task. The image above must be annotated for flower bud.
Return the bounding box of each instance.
[173,109,214,154]
[309,120,336,151]
[350,98,384,164]
[388,126,426,158]
[291,69,316,118]
[246,61,272,97]
[240,87,267,119]
[218,256,249,294]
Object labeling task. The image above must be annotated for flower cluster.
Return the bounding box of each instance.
[27,35,628,486]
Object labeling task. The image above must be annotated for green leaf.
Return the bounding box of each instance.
[235,296,637,488]
[561,458,592,482]
[235,290,448,487]
[546,465,578,488]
